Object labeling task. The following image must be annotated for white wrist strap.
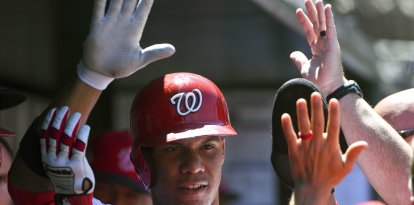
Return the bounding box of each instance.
[77,62,114,90]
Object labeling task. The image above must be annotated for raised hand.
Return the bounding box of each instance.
[40,106,95,195]
[80,0,175,89]
[281,92,367,204]
[290,0,345,97]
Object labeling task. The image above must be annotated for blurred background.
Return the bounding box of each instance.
[0,0,413,204]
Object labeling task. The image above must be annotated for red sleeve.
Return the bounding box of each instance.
[8,183,55,205]
[55,194,93,205]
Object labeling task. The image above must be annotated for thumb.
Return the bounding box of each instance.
[343,141,368,173]
[290,51,308,73]
[141,43,176,66]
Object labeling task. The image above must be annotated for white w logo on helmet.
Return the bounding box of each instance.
[170,89,203,116]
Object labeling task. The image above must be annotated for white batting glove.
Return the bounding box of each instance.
[79,0,176,90]
[40,106,95,195]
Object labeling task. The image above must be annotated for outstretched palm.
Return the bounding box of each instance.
[290,0,344,97]
[83,0,175,78]
[281,93,367,192]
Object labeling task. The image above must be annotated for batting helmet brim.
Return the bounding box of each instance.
[0,89,25,137]
[166,124,237,142]
[0,127,15,137]
[0,89,26,110]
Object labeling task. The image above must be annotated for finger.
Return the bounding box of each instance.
[343,141,368,174]
[60,112,82,159]
[121,0,139,15]
[296,9,317,47]
[296,99,311,140]
[281,113,299,155]
[325,5,338,43]
[49,107,70,156]
[290,51,309,73]
[310,92,324,141]
[326,99,340,146]
[72,125,91,159]
[91,0,107,22]
[304,0,319,35]
[315,0,326,33]
[133,0,154,35]
[40,108,57,158]
[106,0,123,17]
[140,44,176,66]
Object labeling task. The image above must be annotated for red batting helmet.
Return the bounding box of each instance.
[130,72,237,189]
[91,130,147,193]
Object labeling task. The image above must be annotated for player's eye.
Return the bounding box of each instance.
[203,144,215,150]
[165,146,180,152]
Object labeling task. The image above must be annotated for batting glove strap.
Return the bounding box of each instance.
[54,193,93,205]
[45,164,94,195]
[77,61,114,90]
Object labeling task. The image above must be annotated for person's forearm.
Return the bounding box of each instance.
[340,94,412,205]
[42,78,102,125]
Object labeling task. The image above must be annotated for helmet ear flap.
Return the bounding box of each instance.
[131,146,152,189]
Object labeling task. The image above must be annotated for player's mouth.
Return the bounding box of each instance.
[179,183,208,193]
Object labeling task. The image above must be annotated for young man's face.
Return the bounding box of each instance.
[150,136,225,205]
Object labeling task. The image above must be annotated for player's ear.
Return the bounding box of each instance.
[221,137,226,156]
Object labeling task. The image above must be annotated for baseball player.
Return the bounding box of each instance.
[7,0,237,204]
[9,73,236,205]
[128,72,236,205]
